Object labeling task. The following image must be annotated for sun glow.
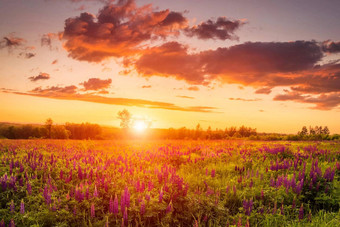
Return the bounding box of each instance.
[133,120,148,132]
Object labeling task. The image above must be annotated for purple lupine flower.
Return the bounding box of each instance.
[280,204,284,215]
[166,201,172,214]
[20,200,25,214]
[90,203,95,218]
[121,192,125,215]
[237,216,242,227]
[123,207,128,225]
[261,189,264,200]
[145,193,150,201]
[292,198,296,209]
[140,199,146,216]
[10,200,14,213]
[0,219,4,227]
[299,204,304,220]
[159,188,164,203]
[113,194,119,215]
[93,185,98,197]
[26,181,32,195]
[109,196,114,213]
[211,169,215,178]
[124,186,130,207]
[73,206,77,216]
[9,219,15,227]
[272,201,277,214]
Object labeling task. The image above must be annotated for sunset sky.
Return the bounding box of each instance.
[0,0,340,133]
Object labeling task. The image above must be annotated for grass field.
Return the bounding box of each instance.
[0,139,339,226]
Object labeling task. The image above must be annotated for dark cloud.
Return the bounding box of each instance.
[322,41,340,53]
[4,86,217,113]
[31,85,78,94]
[28,73,51,82]
[229,98,261,101]
[255,87,272,94]
[80,78,112,90]
[185,17,245,40]
[0,35,25,49]
[19,52,36,59]
[134,40,323,85]
[274,91,340,110]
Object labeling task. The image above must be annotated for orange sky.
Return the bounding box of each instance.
[0,0,340,133]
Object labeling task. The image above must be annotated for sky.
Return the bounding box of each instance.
[0,0,339,133]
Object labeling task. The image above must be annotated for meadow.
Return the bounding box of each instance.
[0,139,339,227]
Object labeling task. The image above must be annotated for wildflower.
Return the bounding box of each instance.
[237,216,242,227]
[20,200,25,214]
[140,199,145,216]
[280,204,284,215]
[9,220,15,227]
[159,188,164,203]
[90,203,95,218]
[27,182,32,195]
[93,185,98,197]
[299,204,304,220]
[113,194,119,215]
[123,207,128,225]
[109,196,114,213]
[211,169,215,177]
[166,201,172,214]
[10,200,15,213]
[124,186,130,207]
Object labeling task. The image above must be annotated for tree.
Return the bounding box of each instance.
[45,118,53,139]
[322,126,330,135]
[117,109,131,129]
[298,126,308,136]
[195,123,202,139]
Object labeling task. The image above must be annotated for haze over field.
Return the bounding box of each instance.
[0,0,340,133]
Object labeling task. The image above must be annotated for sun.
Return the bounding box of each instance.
[133,120,148,133]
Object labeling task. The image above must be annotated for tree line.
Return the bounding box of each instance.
[0,119,102,140]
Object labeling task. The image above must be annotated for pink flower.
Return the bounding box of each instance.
[90,203,95,218]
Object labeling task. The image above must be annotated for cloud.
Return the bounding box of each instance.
[19,52,36,59]
[188,86,200,91]
[177,95,194,99]
[141,85,152,88]
[80,78,112,90]
[4,86,217,113]
[28,73,51,82]
[0,35,26,50]
[134,40,324,85]
[41,33,60,50]
[185,17,245,40]
[322,41,340,53]
[62,0,189,62]
[52,59,58,64]
[273,91,340,110]
[255,87,272,94]
[229,98,261,101]
[31,85,78,94]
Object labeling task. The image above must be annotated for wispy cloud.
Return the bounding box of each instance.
[229,98,261,102]
[28,73,51,82]
[2,86,218,113]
